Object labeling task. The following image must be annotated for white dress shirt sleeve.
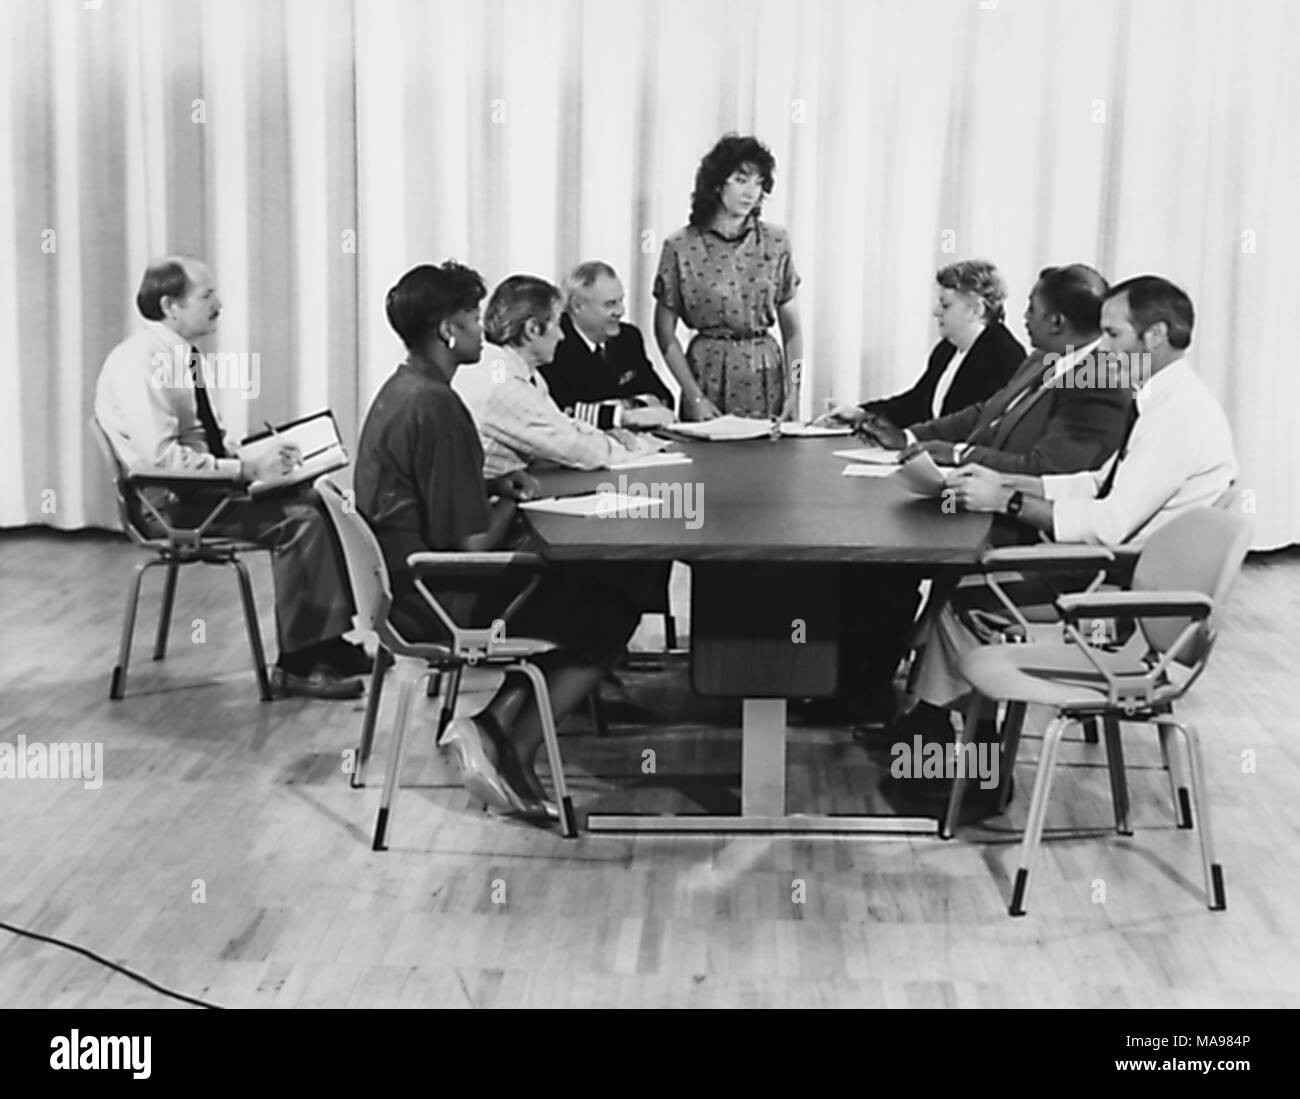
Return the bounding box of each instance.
[95,339,241,477]
[481,377,638,470]
[1049,365,1236,546]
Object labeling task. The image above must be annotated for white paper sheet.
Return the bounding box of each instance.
[607,452,694,471]
[780,422,853,437]
[894,451,951,497]
[842,463,899,478]
[833,446,901,465]
[663,414,774,441]
[518,492,668,517]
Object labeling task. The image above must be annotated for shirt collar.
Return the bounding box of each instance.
[144,320,189,354]
[1046,337,1102,380]
[567,317,601,355]
[704,213,759,243]
[1134,355,1190,411]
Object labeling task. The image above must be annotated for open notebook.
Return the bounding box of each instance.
[239,410,349,497]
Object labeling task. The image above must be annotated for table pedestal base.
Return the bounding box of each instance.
[584,698,940,837]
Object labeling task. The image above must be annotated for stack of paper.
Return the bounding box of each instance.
[664,414,774,441]
[780,421,853,437]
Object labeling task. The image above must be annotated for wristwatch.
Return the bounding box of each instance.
[1004,489,1025,517]
[952,443,970,464]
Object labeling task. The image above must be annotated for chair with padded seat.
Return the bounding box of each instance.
[90,418,273,701]
[940,506,1252,916]
[314,477,578,845]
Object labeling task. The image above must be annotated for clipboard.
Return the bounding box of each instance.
[239,410,349,496]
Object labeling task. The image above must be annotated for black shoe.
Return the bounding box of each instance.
[271,663,365,700]
[319,638,374,676]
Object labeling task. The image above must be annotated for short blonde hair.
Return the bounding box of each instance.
[936,259,1007,324]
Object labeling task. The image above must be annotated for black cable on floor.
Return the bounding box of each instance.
[0,919,225,1010]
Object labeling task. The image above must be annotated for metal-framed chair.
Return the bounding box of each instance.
[90,418,272,701]
[314,477,578,846]
[939,484,1247,823]
[941,506,1252,916]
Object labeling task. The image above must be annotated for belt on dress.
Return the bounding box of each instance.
[694,329,771,341]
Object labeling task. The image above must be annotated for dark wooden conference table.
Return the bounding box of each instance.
[522,434,994,835]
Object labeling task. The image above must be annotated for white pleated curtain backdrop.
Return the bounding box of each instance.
[2,0,1297,547]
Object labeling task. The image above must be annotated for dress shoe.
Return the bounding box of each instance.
[441,717,530,815]
[320,638,374,676]
[271,663,365,700]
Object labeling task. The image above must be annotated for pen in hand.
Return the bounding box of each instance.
[264,421,304,472]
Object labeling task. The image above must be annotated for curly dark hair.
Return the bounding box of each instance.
[689,133,776,227]
[385,261,487,351]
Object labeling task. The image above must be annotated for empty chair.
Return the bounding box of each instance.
[942,506,1252,915]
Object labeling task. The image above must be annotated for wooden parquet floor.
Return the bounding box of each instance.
[1,531,1298,1008]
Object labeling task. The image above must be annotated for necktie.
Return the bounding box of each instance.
[1097,402,1140,499]
[596,344,608,368]
[189,347,228,458]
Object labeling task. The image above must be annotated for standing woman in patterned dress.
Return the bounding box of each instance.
[653,134,804,421]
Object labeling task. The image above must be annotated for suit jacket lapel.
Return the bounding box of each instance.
[970,352,1044,439]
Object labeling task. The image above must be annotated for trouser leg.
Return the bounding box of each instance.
[202,489,355,657]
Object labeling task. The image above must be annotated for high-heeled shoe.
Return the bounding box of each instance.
[441,717,518,814]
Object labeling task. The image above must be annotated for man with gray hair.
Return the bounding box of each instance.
[539,261,675,430]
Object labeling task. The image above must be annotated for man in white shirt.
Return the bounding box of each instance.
[896,276,1236,808]
[95,255,368,699]
[451,275,666,478]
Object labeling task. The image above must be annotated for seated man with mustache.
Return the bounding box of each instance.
[95,255,369,698]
